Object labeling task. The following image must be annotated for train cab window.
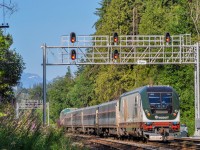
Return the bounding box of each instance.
[161,93,172,105]
[148,92,173,114]
[148,93,160,107]
[161,93,172,113]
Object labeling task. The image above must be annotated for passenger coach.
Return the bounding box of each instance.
[60,85,180,141]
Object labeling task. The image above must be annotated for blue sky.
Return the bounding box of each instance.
[5,0,100,80]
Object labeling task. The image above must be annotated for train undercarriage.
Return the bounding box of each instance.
[64,125,179,142]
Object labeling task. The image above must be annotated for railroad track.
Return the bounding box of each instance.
[172,137,200,150]
[88,138,162,150]
[67,133,200,150]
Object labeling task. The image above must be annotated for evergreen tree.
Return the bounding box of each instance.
[0,32,25,103]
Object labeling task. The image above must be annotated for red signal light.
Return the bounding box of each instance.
[166,37,170,42]
[71,49,76,60]
[71,38,75,43]
[113,32,118,43]
[165,33,171,43]
[113,50,119,59]
[70,32,76,43]
[71,55,75,60]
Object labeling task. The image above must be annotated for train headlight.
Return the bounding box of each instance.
[173,110,178,116]
[145,110,151,117]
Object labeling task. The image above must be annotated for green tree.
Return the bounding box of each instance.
[94,0,112,31]
[0,33,25,103]
[95,0,134,35]
[47,67,74,122]
[139,0,192,35]
[29,84,43,100]
[68,66,95,107]
[188,0,200,40]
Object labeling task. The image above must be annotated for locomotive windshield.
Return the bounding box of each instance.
[148,92,172,114]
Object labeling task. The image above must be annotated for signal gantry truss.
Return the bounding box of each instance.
[41,34,200,136]
[44,34,194,65]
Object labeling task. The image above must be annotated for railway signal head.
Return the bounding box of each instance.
[70,32,76,43]
[113,50,119,59]
[71,49,76,60]
[113,32,118,43]
[165,32,171,43]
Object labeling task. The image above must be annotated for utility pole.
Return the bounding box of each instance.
[132,7,138,35]
[0,0,9,29]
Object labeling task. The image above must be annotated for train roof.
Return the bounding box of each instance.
[60,108,77,114]
[82,104,99,110]
[120,86,145,97]
[146,85,173,92]
[120,85,174,97]
[98,99,118,107]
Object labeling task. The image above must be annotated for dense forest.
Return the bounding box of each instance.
[1,0,200,137]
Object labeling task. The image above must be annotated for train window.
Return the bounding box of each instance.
[161,93,172,104]
[148,92,173,114]
[148,93,160,104]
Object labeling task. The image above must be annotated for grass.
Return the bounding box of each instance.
[0,104,85,150]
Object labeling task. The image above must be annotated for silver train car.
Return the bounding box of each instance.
[60,85,180,141]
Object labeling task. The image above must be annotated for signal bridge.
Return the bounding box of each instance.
[44,34,194,65]
[17,99,43,109]
[16,99,50,125]
[41,33,200,136]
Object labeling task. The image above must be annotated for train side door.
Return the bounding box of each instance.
[124,100,128,122]
[119,97,127,123]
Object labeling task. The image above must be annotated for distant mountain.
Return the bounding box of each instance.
[20,73,43,88]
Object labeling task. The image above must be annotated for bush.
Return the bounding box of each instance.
[0,104,80,150]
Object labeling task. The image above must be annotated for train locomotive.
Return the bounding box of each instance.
[60,85,180,141]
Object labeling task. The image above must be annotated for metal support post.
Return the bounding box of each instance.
[195,43,200,136]
[47,102,49,126]
[16,102,19,119]
[42,44,47,126]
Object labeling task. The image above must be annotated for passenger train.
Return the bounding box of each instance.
[60,85,180,141]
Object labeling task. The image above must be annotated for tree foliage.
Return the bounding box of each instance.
[29,84,43,100]
[0,32,25,103]
[47,67,75,122]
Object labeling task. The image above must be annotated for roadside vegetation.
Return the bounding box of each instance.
[0,104,83,150]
